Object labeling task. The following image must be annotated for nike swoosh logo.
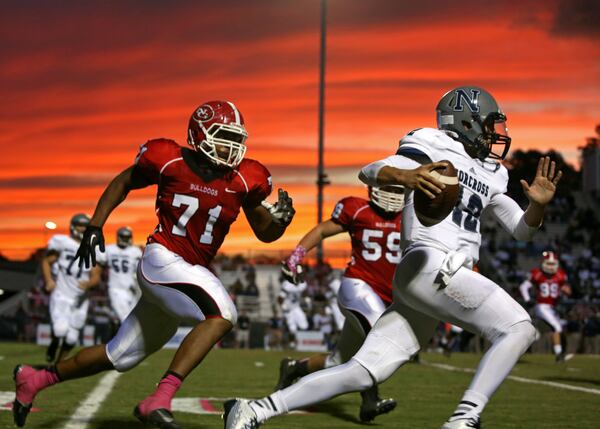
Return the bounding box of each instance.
[89,234,97,244]
[225,188,236,193]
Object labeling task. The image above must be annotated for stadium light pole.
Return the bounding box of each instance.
[316,0,329,266]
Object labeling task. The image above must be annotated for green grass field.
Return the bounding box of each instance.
[0,343,598,428]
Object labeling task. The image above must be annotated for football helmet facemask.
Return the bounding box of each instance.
[116,226,133,248]
[187,100,248,168]
[70,213,90,240]
[369,185,405,213]
[436,86,511,161]
[541,250,559,275]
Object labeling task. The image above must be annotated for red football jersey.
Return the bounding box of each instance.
[135,139,272,266]
[529,267,568,307]
[331,196,402,305]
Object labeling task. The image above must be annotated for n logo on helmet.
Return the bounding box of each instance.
[453,89,480,113]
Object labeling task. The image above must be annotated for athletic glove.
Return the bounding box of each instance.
[74,225,105,269]
[281,260,304,285]
[261,188,295,227]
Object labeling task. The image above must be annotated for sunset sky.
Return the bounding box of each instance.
[0,0,598,261]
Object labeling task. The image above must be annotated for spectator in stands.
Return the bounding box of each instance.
[236,310,251,348]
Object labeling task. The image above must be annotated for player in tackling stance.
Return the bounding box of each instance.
[275,185,404,422]
[224,86,562,429]
[519,250,571,361]
[13,101,295,429]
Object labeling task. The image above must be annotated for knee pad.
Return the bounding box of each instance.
[352,311,418,384]
[53,321,68,338]
[66,328,80,346]
[500,320,538,354]
[106,340,145,372]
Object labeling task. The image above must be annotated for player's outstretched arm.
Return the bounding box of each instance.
[244,188,295,243]
[75,165,151,268]
[283,220,345,280]
[521,156,563,228]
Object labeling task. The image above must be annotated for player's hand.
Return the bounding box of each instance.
[281,260,304,284]
[261,188,295,227]
[520,156,562,206]
[74,225,105,269]
[402,162,448,199]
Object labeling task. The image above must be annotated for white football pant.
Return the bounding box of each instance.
[534,303,562,333]
[50,290,89,345]
[106,243,236,371]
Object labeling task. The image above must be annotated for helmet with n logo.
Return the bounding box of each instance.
[187,100,248,168]
[436,86,511,160]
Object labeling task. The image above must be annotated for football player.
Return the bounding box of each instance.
[274,185,404,422]
[278,271,309,348]
[13,101,295,429]
[224,87,562,429]
[519,250,571,361]
[41,213,103,363]
[101,227,143,323]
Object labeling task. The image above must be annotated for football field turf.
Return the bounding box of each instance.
[0,343,598,428]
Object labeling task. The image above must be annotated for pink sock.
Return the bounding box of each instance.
[138,374,182,414]
[16,366,60,404]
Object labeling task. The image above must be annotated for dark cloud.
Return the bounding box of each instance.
[551,0,600,38]
[0,175,109,189]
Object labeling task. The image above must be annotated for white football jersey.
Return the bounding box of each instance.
[279,280,307,311]
[47,234,106,297]
[390,128,510,266]
[104,244,142,293]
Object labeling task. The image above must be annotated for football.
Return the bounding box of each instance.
[413,160,460,226]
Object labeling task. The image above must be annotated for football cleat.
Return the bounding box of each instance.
[223,399,260,429]
[359,397,397,422]
[441,416,481,429]
[133,405,182,429]
[274,358,298,391]
[13,365,34,427]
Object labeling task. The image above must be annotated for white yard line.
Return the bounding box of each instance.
[424,361,600,396]
[63,371,122,429]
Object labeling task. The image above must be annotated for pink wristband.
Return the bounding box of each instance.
[287,245,307,271]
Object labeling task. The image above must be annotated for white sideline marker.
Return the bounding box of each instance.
[425,362,600,396]
[63,371,122,429]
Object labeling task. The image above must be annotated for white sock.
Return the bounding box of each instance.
[249,392,287,422]
[449,390,488,421]
[553,344,562,355]
[250,359,373,423]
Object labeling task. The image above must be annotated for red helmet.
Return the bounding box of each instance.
[541,251,559,275]
[187,101,248,168]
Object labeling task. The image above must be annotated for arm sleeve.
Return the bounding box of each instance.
[360,154,421,186]
[330,197,358,229]
[487,193,539,241]
[244,161,273,207]
[134,139,180,184]
[47,235,62,253]
[519,279,532,302]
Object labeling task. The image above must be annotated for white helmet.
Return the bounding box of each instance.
[370,185,405,213]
